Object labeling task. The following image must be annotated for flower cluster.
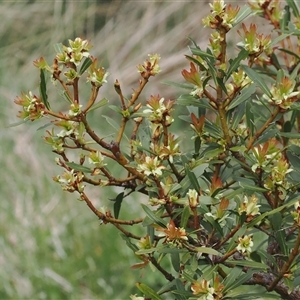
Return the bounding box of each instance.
[56,37,92,66]
[14,91,46,121]
[291,201,300,226]
[143,95,174,126]
[263,76,300,110]
[86,58,109,87]
[264,157,293,192]
[53,169,84,193]
[137,53,161,77]
[238,194,261,221]
[156,134,181,163]
[182,62,207,97]
[238,23,271,55]
[157,220,188,247]
[191,277,224,300]
[137,156,165,177]
[202,0,240,31]
[44,129,64,153]
[248,0,285,28]
[251,140,281,173]
[54,120,79,138]
[88,151,106,168]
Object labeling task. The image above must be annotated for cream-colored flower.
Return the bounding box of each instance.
[237,235,253,253]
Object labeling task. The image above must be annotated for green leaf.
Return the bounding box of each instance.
[194,247,220,256]
[181,205,191,228]
[161,80,193,90]
[157,280,176,295]
[245,101,255,137]
[225,260,268,270]
[185,166,200,191]
[88,98,109,112]
[171,252,180,272]
[158,247,188,254]
[230,102,246,131]
[6,118,29,128]
[135,248,157,255]
[246,197,300,227]
[102,115,129,142]
[136,282,163,300]
[269,33,293,48]
[53,42,63,53]
[36,122,52,131]
[113,192,124,219]
[65,162,92,173]
[286,0,300,17]
[40,69,50,110]
[228,85,256,110]
[120,233,138,252]
[189,47,215,59]
[280,5,291,31]
[238,178,268,192]
[222,267,243,292]
[141,204,167,228]
[271,213,288,255]
[233,5,253,26]
[278,48,300,61]
[108,104,122,114]
[225,48,249,82]
[241,65,272,98]
[177,94,212,109]
[194,136,201,155]
[224,269,257,292]
[62,90,73,103]
[79,57,92,75]
[204,214,223,236]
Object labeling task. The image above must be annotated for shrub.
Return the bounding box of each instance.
[14,0,300,299]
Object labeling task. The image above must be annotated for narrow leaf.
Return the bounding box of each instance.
[120,233,138,252]
[141,204,167,228]
[241,65,272,98]
[228,84,256,110]
[65,162,92,173]
[189,47,215,59]
[135,248,157,255]
[40,69,50,110]
[269,33,293,48]
[245,101,255,137]
[53,42,63,53]
[194,247,220,256]
[286,0,299,17]
[185,167,200,191]
[136,283,162,300]
[225,260,268,270]
[223,269,257,292]
[79,57,93,75]
[225,48,249,81]
[113,192,124,219]
[180,205,191,228]
[88,98,109,112]
[6,119,29,128]
[233,6,253,25]
[161,80,193,90]
[171,252,180,272]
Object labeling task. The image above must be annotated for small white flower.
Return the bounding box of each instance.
[237,235,253,253]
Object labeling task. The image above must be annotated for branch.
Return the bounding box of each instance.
[268,228,300,292]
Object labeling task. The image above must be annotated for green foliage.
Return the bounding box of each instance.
[13,0,300,299]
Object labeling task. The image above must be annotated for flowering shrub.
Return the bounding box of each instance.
[14,0,300,299]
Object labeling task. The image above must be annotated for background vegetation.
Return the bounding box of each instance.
[0,1,216,299]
